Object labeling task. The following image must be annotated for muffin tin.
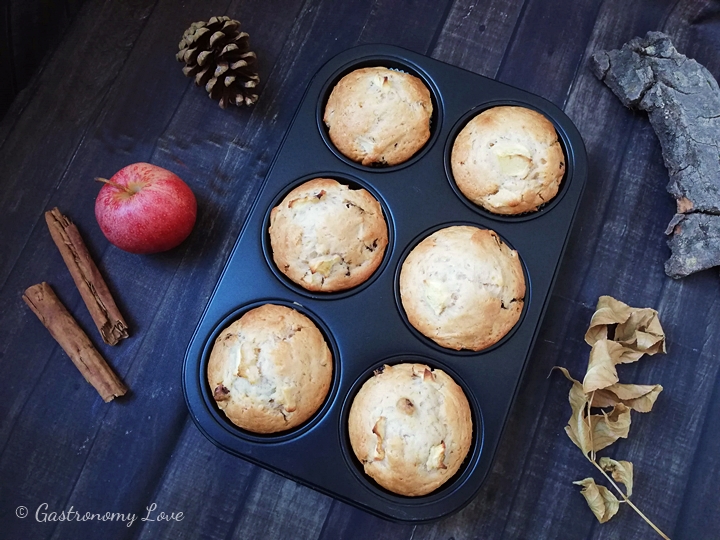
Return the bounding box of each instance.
[182,44,587,522]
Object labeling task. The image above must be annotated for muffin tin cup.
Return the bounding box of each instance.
[444,101,573,221]
[393,221,531,356]
[261,172,396,300]
[198,299,342,444]
[338,355,484,504]
[316,56,444,172]
[183,44,587,522]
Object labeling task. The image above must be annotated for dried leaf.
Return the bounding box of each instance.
[554,366,582,390]
[585,296,634,344]
[583,340,621,392]
[615,309,666,355]
[585,296,666,356]
[593,383,663,413]
[565,407,593,456]
[589,404,631,452]
[573,478,620,523]
[584,337,650,392]
[613,342,647,365]
[599,457,634,497]
[555,367,593,455]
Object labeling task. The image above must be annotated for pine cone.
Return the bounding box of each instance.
[176,16,259,108]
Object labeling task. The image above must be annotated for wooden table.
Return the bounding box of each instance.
[1,1,718,538]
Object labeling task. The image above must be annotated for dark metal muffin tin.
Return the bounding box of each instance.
[182,44,587,522]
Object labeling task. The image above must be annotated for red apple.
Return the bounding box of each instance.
[95,163,197,254]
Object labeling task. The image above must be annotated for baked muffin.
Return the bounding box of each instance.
[323,67,433,166]
[207,304,333,434]
[451,106,565,214]
[399,225,525,351]
[269,178,388,292]
[348,363,473,496]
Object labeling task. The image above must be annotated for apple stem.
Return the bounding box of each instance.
[96,177,134,195]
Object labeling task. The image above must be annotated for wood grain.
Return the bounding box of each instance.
[432,0,525,77]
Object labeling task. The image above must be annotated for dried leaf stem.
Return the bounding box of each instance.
[588,392,595,461]
[588,457,670,540]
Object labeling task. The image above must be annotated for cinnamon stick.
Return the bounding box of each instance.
[45,208,129,345]
[23,283,128,402]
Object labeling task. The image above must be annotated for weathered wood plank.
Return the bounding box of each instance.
[9,0,77,91]
[0,1,213,539]
[228,470,333,539]
[644,4,720,539]
[673,366,720,540]
[496,0,604,106]
[431,0,525,77]
[317,501,417,540]
[134,420,258,540]
[560,0,680,303]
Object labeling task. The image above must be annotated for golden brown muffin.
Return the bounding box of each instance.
[399,225,525,351]
[323,67,432,166]
[451,106,565,214]
[269,178,388,292]
[348,363,473,496]
[207,304,333,434]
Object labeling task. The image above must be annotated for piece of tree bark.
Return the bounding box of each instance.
[590,31,720,279]
[22,282,128,402]
[45,207,129,344]
[664,213,720,278]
